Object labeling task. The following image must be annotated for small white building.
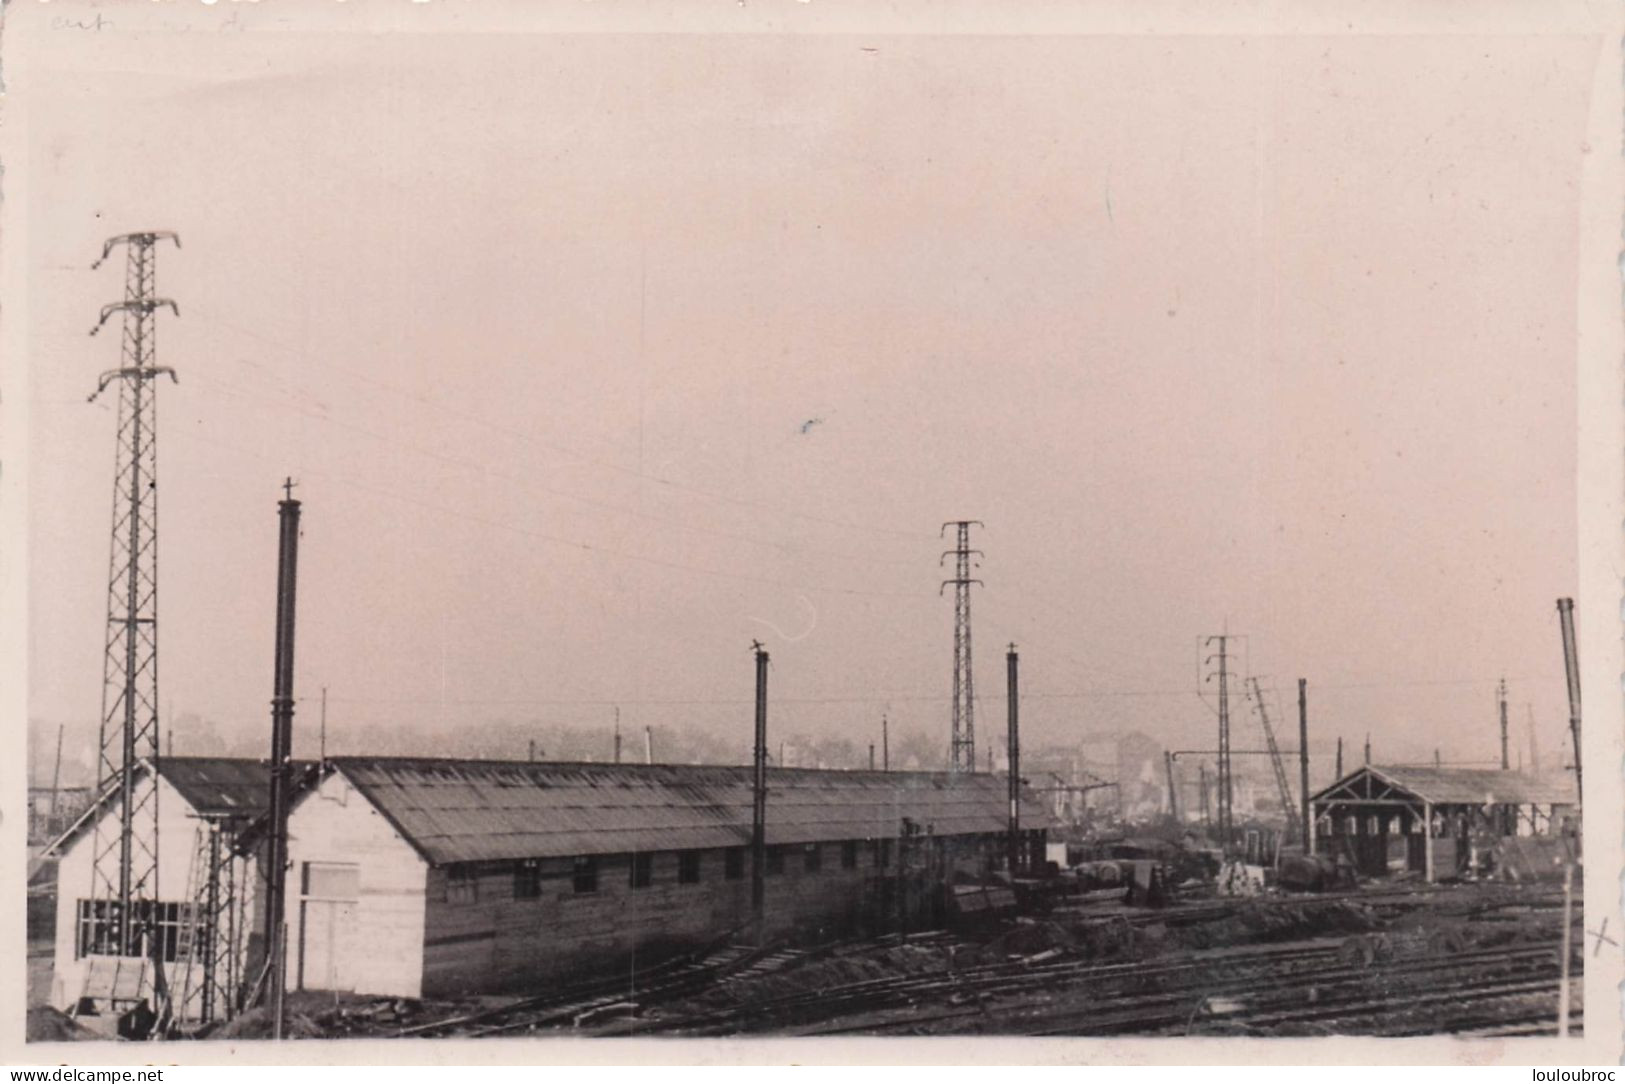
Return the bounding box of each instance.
[43,757,289,1026]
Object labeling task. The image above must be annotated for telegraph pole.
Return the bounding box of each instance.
[1498,678,1510,771]
[86,231,181,958]
[940,521,984,775]
[49,724,64,825]
[881,713,889,772]
[613,706,622,764]
[750,643,769,937]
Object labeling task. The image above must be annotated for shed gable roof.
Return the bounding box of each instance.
[1309,764,1577,808]
[327,757,1054,866]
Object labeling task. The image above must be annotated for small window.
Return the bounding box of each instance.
[514,859,542,899]
[573,855,599,894]
[874,839,891,869]
[678,851,702,884]
[841,841,858,870]
[447,864,478,904]
[766,846,785,876]
[630,852,653,889]
[803,843,822,873]
[724,848,745,881]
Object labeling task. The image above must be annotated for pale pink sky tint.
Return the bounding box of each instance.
[15,9,1596,780]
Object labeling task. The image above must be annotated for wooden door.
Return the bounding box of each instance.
[297,862,360,992]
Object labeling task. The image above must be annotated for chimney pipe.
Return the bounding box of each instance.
[1006,644,1020,875]
[1297,679,1309,850]
[263,480,302,1040]
[1498,678,1509,771]
[751,644,769,935]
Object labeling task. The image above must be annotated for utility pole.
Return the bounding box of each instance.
[1198,764,1210,829]
[1297,679,1310,851]
[1203,635,1233,854]
[1527,704,1540,774]
[940,521,984,775]
[528,740,536,763]
[750,643,769,938]
[1335,737,1343,778]
[1164,751,1180,823]
[86,230,180,959]
[264,479,302,1039]
[1498,677,1510,771]
[881,713,889,772]
[1006,644,1021,875]
[1556,598,1582,805]
[613,706,622,765]
[49,724,65,825]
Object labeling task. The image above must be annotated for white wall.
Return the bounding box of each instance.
[50,773,252,1019]
[283,767,428,999]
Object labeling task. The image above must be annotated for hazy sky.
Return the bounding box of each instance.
[17,9,1595,776]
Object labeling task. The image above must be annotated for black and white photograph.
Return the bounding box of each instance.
[4,0,1621,1065]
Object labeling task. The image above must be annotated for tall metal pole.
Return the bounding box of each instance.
[1556,598,1582,805]
[940,521,983,775]
[644,726,653,765]
[264,480,301,1039]
[1498,677,1510,771]
[1297,679,1310,850]
[869,744,875,770]
[613,706,622,764]
[881,713,889,772]
[86,231,180,957]
[1204,636,1232,854]
[1335,737,1343,778]
[1006,644,1020,874]
[750,643,769,935]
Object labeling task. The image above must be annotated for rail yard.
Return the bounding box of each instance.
[102,874,1574,1042]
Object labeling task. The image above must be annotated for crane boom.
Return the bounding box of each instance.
[1249,677,1300,838]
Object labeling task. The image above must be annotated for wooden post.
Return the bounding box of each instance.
[1422,801,1435,883]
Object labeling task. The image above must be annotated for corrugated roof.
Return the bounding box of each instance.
[1311,764,1577,807]
[327,757,1055,866]
[42,757,316,857]
[162,757,302,818]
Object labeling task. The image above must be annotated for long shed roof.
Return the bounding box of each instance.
[1309,764,1577,807]
[326,757,1054,866]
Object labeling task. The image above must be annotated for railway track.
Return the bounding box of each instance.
[791,941,1576,1038]
[398,882,1576,1039]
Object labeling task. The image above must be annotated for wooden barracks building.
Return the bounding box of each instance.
[49,756,1050,1015]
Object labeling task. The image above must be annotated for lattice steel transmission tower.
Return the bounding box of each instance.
[85,231,181,956]
[940,521,983,775]
[1203,635,1233,854]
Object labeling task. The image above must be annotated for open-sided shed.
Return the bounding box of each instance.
[1308,765,1576,881]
